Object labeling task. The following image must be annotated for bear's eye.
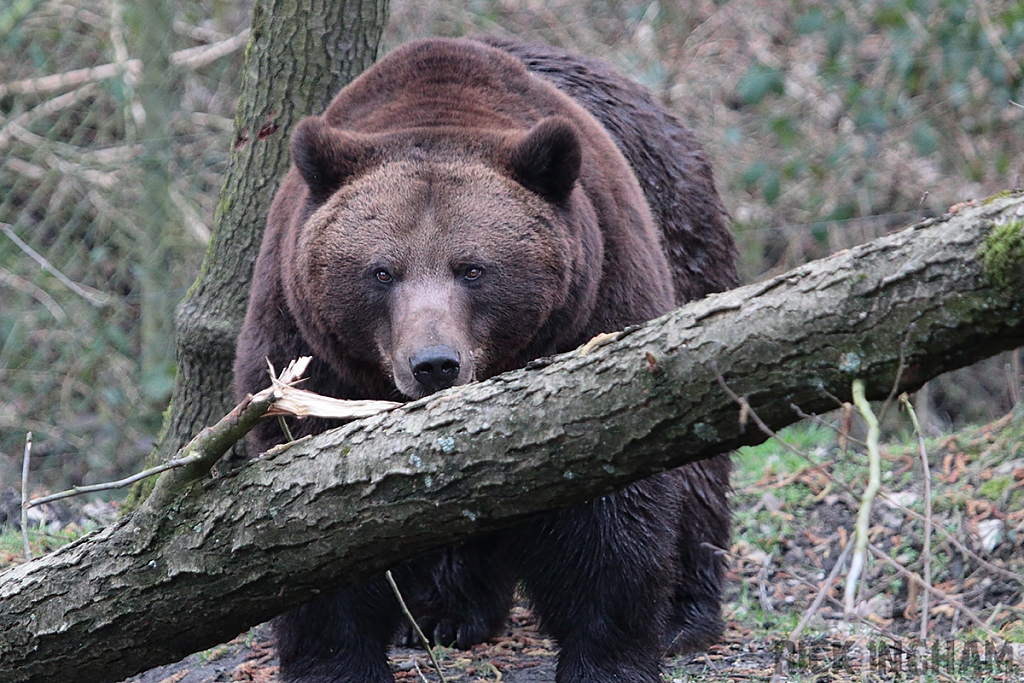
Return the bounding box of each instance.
[374,268,394,284]
[461,266,484,282]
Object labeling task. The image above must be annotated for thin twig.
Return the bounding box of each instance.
[917,191,930,222]
[411,657,430,683]
[278,416,295,442]
[712,364,843,494]
[846,380,881,616]
[878,324,914,424]
[712,362,805,460]
[789,535,855,643]
[814,382,846,409]
[21,432,33,561]
[868,544,1002,643]
[1,221,110,307]
[26,451,205,508]
[737,462,831,495]
[29,357,315,509]
[790,403,867,449]
[385,570,448,683]
[0,265,66,321]
[900,394,932,651]
[0,83,102,150]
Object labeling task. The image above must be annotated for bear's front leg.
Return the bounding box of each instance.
[274,575,403,683]
[663,455,731,655]
[512,477,680,683]
[393,540,514,650]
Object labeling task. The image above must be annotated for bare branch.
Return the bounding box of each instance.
[0,63,126,100]
[20,432,32,561]
[24,357,398,509]
[868,544,1001,643]
[0,222,110,307]
[0,30,250,99]
[846,380,882,616]
[170,30,251,70]
[0,266,66,321]
[900,393,933,647]
[173,20,229,44]
[877,324,914,424]
[385,571,449,683]
[0,83,102,150]
[788,535,854,644]
[26,455,201,509]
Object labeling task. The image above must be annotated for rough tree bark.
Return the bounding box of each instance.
[2,193,1023,683]
[134,0,390,497]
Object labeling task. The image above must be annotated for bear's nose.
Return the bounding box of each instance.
[410,345,461,392]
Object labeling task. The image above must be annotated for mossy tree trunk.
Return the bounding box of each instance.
[130,0,390,506]
[135,0,178,399]
[2,194,1023,683]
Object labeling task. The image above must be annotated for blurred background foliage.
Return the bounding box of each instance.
[1,0,1022,492]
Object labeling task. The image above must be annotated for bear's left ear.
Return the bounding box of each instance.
[291,116,373,205]
[509,117,582,204]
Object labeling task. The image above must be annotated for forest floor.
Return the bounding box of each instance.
[4,405,1024,682]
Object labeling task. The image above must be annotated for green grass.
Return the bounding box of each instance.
[0,522,97,570]
[733,421,836,487]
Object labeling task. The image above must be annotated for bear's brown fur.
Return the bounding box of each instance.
[235,37,736,683]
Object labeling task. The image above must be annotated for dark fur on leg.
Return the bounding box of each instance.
[662,454,732,655]
[275,577,401,683]
[394,540,516,650]
[512,479,679,683]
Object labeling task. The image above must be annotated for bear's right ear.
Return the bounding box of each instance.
[509,117,582,205]
[291,116,370,205]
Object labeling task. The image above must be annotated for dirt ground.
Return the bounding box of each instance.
[115,605,791,683]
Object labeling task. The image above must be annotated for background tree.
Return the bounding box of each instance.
[141,0,390,488]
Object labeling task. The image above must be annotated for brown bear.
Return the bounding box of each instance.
[234,36,737,683]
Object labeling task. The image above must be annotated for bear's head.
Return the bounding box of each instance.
[280,115,603,400]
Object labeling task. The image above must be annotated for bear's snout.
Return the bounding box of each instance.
[409,344,461,392]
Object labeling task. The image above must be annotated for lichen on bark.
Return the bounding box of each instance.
[981,218,1024,291]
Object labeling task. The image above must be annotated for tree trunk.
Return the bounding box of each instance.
[130,0,390,506]
[136,0,178,398]
[2,193,1023,683]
